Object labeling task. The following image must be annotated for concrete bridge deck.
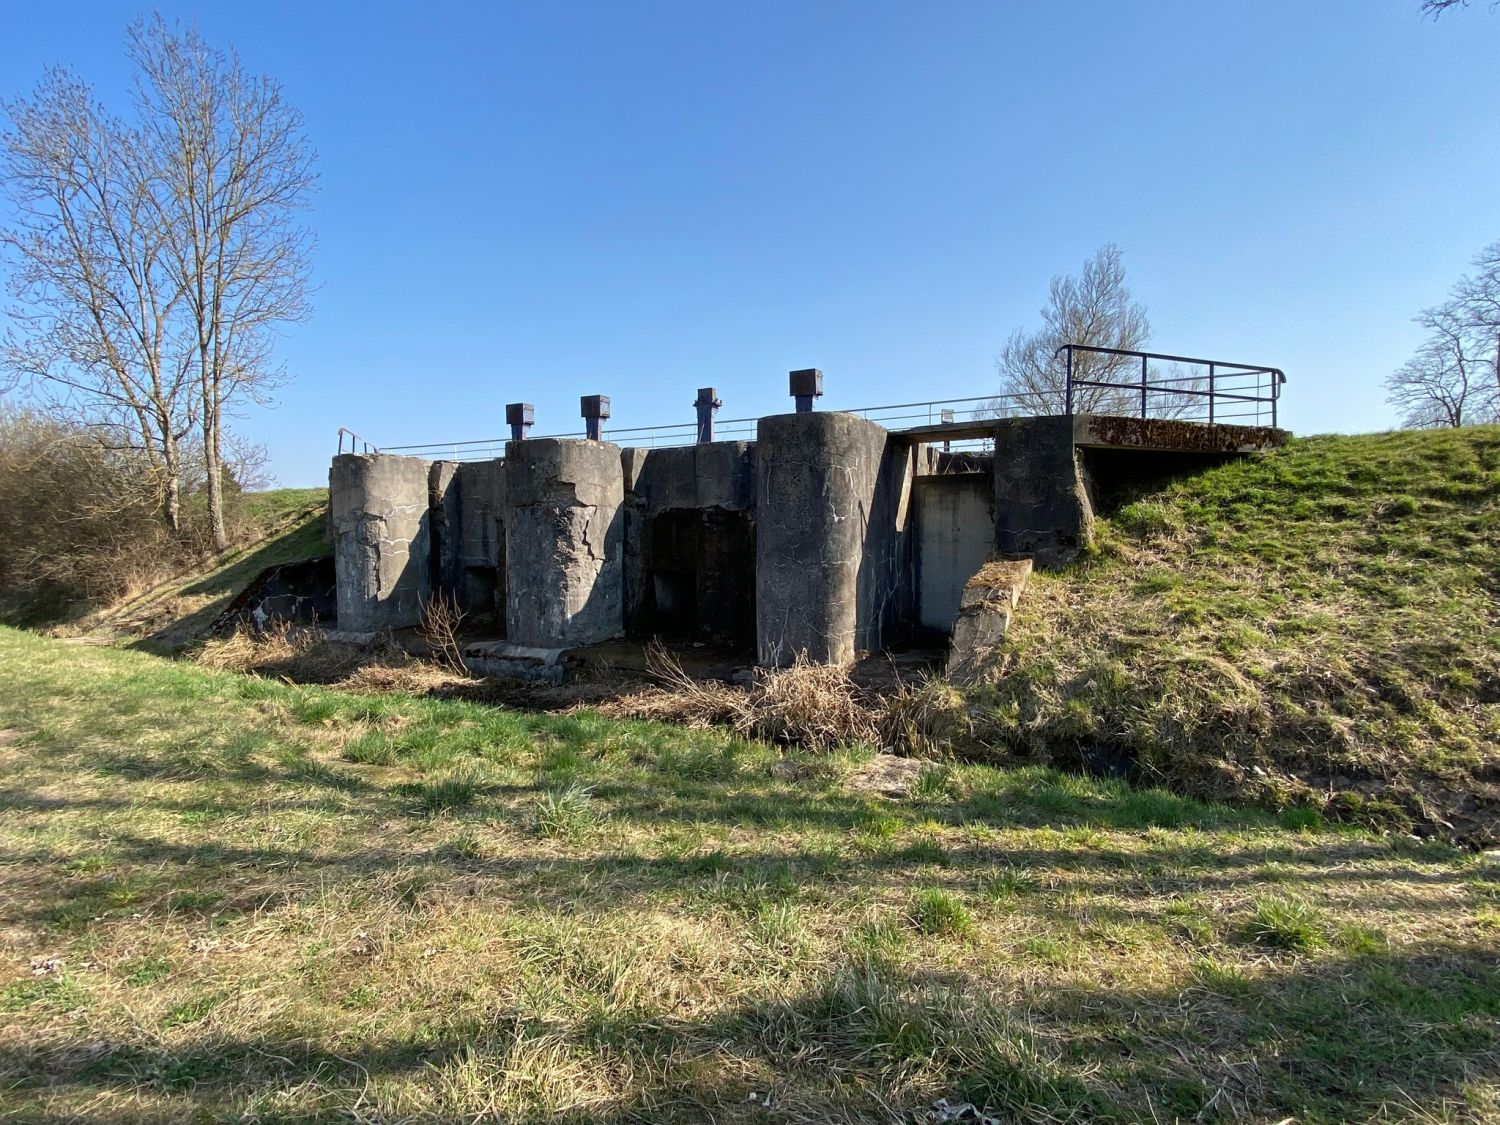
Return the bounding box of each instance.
[895,412,1286,453]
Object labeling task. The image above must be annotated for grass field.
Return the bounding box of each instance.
[2,626,1498,1122]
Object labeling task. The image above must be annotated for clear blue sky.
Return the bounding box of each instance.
[3,1,1498,486]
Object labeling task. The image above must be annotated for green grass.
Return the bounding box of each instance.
[979,425,1500,843]
[0,625,1497,1121]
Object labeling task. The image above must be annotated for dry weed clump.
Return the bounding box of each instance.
[195,623,458,689]
[744,653,880,751]
[419,592,467,674]
[600,644,889,753]
[878,676,976,758]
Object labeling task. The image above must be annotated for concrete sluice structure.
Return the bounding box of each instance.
[328,411,1285,674]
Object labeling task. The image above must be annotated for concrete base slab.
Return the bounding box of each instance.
[462,641,569,684]
[324,630,379,648]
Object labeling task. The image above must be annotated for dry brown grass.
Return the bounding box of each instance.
[601,645,900,752]
[194,623,466,692]
[596,644,879,751]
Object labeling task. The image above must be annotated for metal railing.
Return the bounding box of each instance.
[1057,345,1285,428]
[337,427,380,454]
[340,355,1285,461]
[356,395,1027,461]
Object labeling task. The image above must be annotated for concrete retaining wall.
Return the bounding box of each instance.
[621,442,757,646]
[326,411,1270,662]
[992,415,1094,566]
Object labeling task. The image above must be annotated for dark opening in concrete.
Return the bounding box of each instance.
[1078,446,1239,516]
[639,507,755,650]
[492,516,507,639]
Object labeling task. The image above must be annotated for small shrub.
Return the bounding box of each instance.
[534,783,599,840]
[400,766,483,816]
[983,866,1039,900]
[342,732,398,766]
[1244,896,1327,952]
[908,888,973,936]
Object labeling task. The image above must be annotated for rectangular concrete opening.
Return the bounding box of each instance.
[639,507,755,650]
[914,473,995,638]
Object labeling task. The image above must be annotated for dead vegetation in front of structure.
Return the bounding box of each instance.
[192,629,967,757]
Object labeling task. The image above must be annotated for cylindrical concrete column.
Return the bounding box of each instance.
[504,438,625,647]
[329,453,434,633]
[755,412,900,666]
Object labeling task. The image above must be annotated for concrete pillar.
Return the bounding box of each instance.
[428,461,463,600]
[755,412,909,666]
[329,453,433,632]
[504,438,625,647]
[991,415,1093,566]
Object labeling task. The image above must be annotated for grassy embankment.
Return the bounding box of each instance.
[1,626,1497,1122]
[77,487,329,644]
[969,425,1500,842]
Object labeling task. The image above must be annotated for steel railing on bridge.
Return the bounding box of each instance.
[337,352,1286,459]
[347,394,1032,460]
[1057,345,1285,428]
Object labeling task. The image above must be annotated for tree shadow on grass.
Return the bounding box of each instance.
[3,945,1497,1123]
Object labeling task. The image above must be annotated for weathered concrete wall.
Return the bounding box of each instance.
[621,442,756,642]
[755,413,913,666]
[915,474,996,632]
[504,439,625,647]
[454,459,507,622]
[992,416,1094,567]
[428,462,462,600]
[329,453,432,632]
[622,441,755,515]
[212,555,337,635]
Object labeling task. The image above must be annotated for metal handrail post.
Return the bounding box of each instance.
[1140,354,1148,419]
[1065,347,1074,415]
[1208,364,1216,424]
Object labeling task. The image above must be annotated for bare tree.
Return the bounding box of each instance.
[1453,240,1500,403]
[1385,303,1498,428]
[991,244,1154,416]
[0,70,196,531]
[1420,0,1497,16]
[129,16,315,551]
[1387,240,1500,429]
